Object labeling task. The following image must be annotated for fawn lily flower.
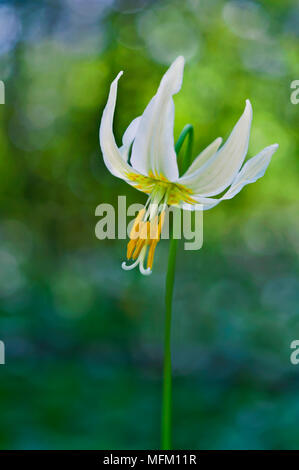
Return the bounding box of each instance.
[99,56,278,275]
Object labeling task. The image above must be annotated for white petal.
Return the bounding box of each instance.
[178,100,253,196]
[122,116,141,146]
[119,116,141,162]
[222,143,278,200]
[130,56,184,180]
[180,196,220,211]
[99,72,133,180]
[180,137,222,177]
[119,143,131,162]
[183,143,278,211]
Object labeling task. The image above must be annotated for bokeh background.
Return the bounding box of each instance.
[0,0,298,450]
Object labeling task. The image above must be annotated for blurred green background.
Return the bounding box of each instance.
[0,0,298,450]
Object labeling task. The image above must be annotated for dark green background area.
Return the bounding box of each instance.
[0,0,298,449]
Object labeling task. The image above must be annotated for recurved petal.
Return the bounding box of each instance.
[118,143,131,162]
[99,72,133,179]
[182,143,278,211]
[130,56,184,180]
[221,143,278,200]
[119,116,142,162]
[180,196,220,211]
[122,116,141,146]
[180,137,222,178]
[178,100,253,196]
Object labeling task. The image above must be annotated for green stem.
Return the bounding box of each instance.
[161,125,194,450]
[161,236,178,450]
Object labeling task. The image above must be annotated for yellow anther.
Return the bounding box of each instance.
[132,238,145,260]
[139,221,150,240]
[149,215,159,240]
[129,208,146,240]
[158,210,165,237]
[127,238,137,259]
[147,240,158,269]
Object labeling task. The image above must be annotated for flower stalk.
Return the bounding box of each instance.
[161,126,194,450]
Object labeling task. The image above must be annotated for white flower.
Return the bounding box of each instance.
[99,56,278,275]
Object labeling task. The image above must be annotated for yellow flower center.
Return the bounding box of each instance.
[126,171,196,205]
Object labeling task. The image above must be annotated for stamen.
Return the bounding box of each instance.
[139,221,150,240]
[132,238,145,260]
[127,238,137,259]
[129,208,146,240]
[147,241,157,270]
[149,215,159,240]
[131,221,148,259]
[124,192,167,275]
[158,210,165,236]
